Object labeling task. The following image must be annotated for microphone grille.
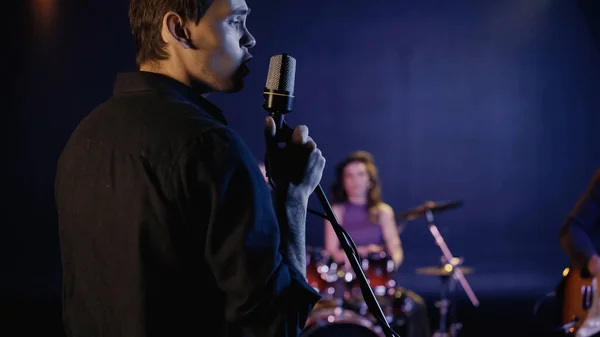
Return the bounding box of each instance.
[265,54,296,94]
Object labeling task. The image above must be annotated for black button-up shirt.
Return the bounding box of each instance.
[55,71,320,337]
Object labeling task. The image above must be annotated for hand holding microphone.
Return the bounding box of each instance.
[262,53,325,195]
[264,117,325,198]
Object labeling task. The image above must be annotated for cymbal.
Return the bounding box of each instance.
[397,200,463,222]
[416,265,474,276]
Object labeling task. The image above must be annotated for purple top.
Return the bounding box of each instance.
[341,202,383,246]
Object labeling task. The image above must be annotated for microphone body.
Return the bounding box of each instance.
[263,54,296,143]
[263,53,296,114]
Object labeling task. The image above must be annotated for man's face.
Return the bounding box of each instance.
[182,0,255,92]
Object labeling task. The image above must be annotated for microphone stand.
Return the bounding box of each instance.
[264,113,401,337]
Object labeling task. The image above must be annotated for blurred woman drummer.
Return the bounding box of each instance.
[324,151,402,267]
[324,150,431,337]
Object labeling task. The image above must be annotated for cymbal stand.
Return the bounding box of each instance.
[434,257,462,337]
[424,209,479,337]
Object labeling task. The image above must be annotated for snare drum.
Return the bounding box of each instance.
[306,247,343,301]
[362,251,395,289]
[302,307,385,337]
[346,252,396,299]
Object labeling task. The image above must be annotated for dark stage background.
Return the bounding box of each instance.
[6,0,600,336]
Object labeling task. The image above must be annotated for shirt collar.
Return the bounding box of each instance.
[113,71,227,125]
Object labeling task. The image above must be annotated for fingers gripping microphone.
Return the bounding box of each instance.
[261,54,401,337]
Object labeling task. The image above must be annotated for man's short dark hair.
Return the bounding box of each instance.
[129,0,213,67]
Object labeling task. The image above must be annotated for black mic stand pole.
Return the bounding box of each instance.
[264,112,401,337]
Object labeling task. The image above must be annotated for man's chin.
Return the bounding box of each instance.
[223,65,249,93]
[222,79,245,93]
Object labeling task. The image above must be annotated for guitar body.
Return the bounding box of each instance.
[562,266,595,336]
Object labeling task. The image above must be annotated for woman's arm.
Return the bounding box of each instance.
[379,203,404,269]
[324,204,347,264]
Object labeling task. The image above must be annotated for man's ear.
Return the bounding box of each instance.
[162,12,192,49]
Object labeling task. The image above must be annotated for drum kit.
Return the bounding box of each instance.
[301,200,480,337]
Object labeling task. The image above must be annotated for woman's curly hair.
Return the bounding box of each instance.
[331,151,382,223]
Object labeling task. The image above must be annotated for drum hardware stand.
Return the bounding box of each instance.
[432,258,463,337]
[424,209,479,337]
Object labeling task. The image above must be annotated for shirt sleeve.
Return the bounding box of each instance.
[560,168,600,269]
[176,126,321,337]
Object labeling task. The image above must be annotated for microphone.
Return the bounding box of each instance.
[263,53,296,114]
[262,54,296,143]
[261,53,401,337]
[262,53,305,185]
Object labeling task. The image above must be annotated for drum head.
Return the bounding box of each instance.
[303,308,383,337]
[301,323,381,337]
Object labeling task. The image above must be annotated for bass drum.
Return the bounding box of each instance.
[301,307,385,337]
